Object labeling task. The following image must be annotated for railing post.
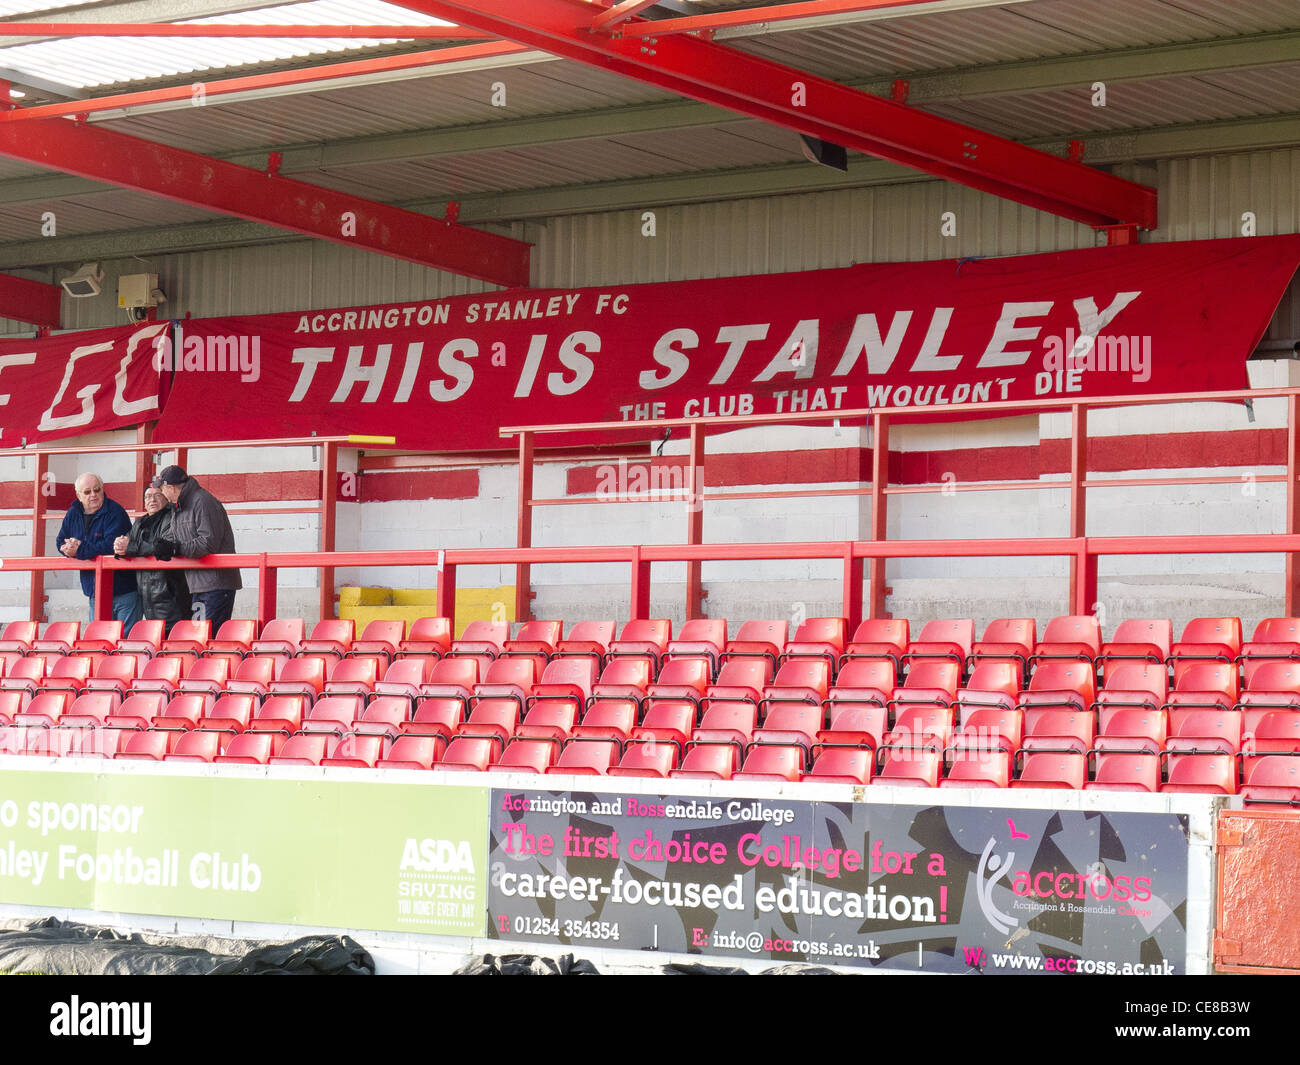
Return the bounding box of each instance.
[436,552,458,635]
[842,541,863,633]
[630,544,651,620]
[29,449,48,622]
[92,555,112,621]
[1068,404,1097,615]
[256,554,277,625]
[1288,394,1300,615]
[868,413,889,618]
[319,439,337,621]
[135,421,154,506]
[516,431,533,623]
[686,422,705,618]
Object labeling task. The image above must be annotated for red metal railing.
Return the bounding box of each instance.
[501,385,1300,623]
[7,532,1300,630]
[0,433,394,622]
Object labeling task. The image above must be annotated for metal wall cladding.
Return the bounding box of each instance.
[2,145,1297,337]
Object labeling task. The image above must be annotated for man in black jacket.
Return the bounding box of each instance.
[113,486,191,635]
[152,465,242,631]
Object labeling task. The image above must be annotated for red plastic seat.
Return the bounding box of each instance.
[130,655,186,698]
[438,736,496,772]
[203,619,255,657]
[298,618,355,659]
[781,617,846,674]
[1085,752,1161,792]
[884,704,954,750]
[759,659,830,717]
[489,738,560,774]
[1235,662,1300,734]
[803,747,873,784]
[1168,616,1242,667]
[1029,615,1101,667]
[377,734,444,770]
[873,747,940,787]
[0,656,46,695]
[223,654,280,700]
[38,656,93,696]
[268,655,328,701]
[215,732,281,764]
[723,619,788,671]
[446,621,509,673]
[301,696,360,735]
[84,654,138,697]
[842,618,909,669]
[1159,751,1237,794]
[1011,750,1087,789]
[348,619,407,663]
[199,693,257,733]
[33,621,81,655]
[153,693,211,731]
[12,691,75,728]
[99,692,166,730]
[372,655,443,706]
[734,744,804,781]
[528,657,597,715]
[249,694,308,734]
[890,660,960,710]
[826,658,895,708]
[176,657,231,697]
[249,618,306,658]
[816,703,887,751]
[1021,707,1096,754]
[351,696,410,738]
[669,743,738,780]
[1016,661,1095,713]
[166,731,225,763]
[160,619,212,656]
[903,618,975,670]
[1094,661,1168,713]
[323,656,379,708]
[1244,711,1300,760]
[1167,708,1241,754]
[1094,707,1167,755]
[1239,617,1300,682]
[607,619,672,672]
[115,730,178,761]
[546,738,618,776]
[516,699,580,743]
[951,705,1023,753]
[588,658,651,718]
[269,733,331,766]
[752,704,824,751]
[941,749,1013,788]
[1164,661,1238,712]
[631,700,695,752]
[703,658,771,712]
[553,620,616,668]
[75,620,124,654]
[1098,619,1172,675]
[970,618,1036,683]
[0,620,38,654]
[644,657,710,706]
[608,740,677,777]
[1240,755,1300,805]
[395,617,452,659]
[322,734,387,768]
[500,620,563,671]
[665,618,727,676]
[0,689,23,726]
[956,661,1021,714]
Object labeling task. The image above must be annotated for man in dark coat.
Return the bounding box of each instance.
[152,465,241,631]
[113,486,191,635]
[55,472,141,626]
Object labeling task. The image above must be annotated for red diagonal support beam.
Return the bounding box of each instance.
[590,1,661,31]
[0,22,494,38]
[0,270,60,327]
[393,0,1157,228]
[0,117,531,286]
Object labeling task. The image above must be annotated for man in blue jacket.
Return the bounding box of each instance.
[56,472,141,627]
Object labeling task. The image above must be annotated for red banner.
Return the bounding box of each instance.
[39,237,1300,452]
[0,321,167,446]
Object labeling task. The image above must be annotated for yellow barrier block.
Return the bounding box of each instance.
[338,586,515,638]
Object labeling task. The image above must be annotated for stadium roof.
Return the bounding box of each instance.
[0,0,1296,278]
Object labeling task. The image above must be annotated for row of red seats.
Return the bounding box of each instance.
[5,615,1299,687]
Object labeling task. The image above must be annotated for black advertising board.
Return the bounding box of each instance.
[488,789,1189,974]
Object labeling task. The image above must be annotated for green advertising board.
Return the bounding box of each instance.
[0,768,488,936]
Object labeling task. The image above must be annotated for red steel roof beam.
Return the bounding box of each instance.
[0,270,61,327]
[0,40,531,121]
[590,1,663,31]
[0,117,531,286]
[394,0,1157,229]
[614,0,948,36]
[0,22,495,38]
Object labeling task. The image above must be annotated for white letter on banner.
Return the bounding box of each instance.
[0,351,37,407]
[978,302,1054,368]
[641,329,697,390]
[833,311,912,376]
[289,347,335,401]
[113,322,167,417]
[38,342,110,431]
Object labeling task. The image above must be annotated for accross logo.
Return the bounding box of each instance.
[1011,867,1152,902]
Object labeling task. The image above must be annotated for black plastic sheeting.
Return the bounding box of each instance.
[0,917,374,975]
